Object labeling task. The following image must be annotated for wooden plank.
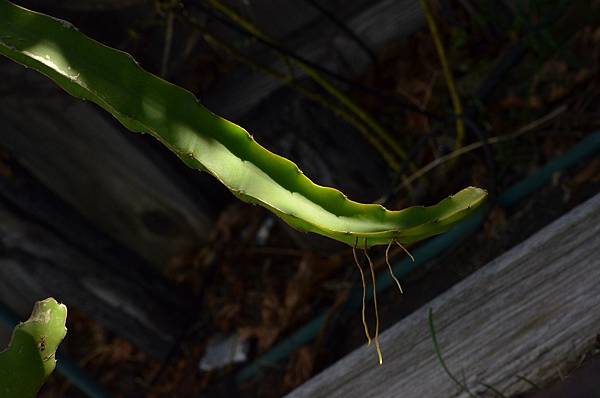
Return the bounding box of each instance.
[204,0,424,120]
[0,193,192,359]
[288,193,600,398]
[530,356,600,398]
[0,61,213,267]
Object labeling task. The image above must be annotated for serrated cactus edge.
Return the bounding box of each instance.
[0,0,486,246]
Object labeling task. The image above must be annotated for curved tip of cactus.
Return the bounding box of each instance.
[0,298,68,397]
[28,297,68,342]
[17,297,67,369]
[30,297,67,316]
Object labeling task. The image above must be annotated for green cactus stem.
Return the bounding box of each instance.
[0,298,68,398]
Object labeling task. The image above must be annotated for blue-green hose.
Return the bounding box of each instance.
[237,131,600,383]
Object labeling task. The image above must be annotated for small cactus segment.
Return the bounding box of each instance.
[0,298,68,398]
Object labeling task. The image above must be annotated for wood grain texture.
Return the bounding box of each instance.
[0,61,212,267]
[288,193,600,398]
[204,0,424,120]
[0,195,192,358]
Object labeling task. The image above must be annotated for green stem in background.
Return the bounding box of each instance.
[0,0,486,247]
[428,308,476,398]
[0,298,68,398]
[394,105,567,193]
[420,0,466,150]
[186,18,403,173]
[205,0,410,166]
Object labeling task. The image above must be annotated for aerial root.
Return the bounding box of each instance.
[364,239,383,365]
[352,237,372,346]
[352,238,415,366]
[385,242,404,295]
[394,240,415,262]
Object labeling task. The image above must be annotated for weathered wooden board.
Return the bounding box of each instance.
[0,61,213,267]
[204,0,424,120]
[529,356,600,398]
[288,193,600,397]
[0,193,192,359]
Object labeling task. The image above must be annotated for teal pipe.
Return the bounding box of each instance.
[0,304,112,398]
[237,131,600,383]
[499,132,600,207]
[55,356,112,398]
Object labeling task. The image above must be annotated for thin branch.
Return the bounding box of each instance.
[420,0,466,149]
[301,0,377,63]
[181,15,403,172]
[394,106,567,192]
[186,0,445,121]
[202,0,410,163]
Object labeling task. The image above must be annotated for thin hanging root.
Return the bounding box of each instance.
[352,237,372,346]
[385,242,404,295]
[363,240,383,366]
[395,240,415,262]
